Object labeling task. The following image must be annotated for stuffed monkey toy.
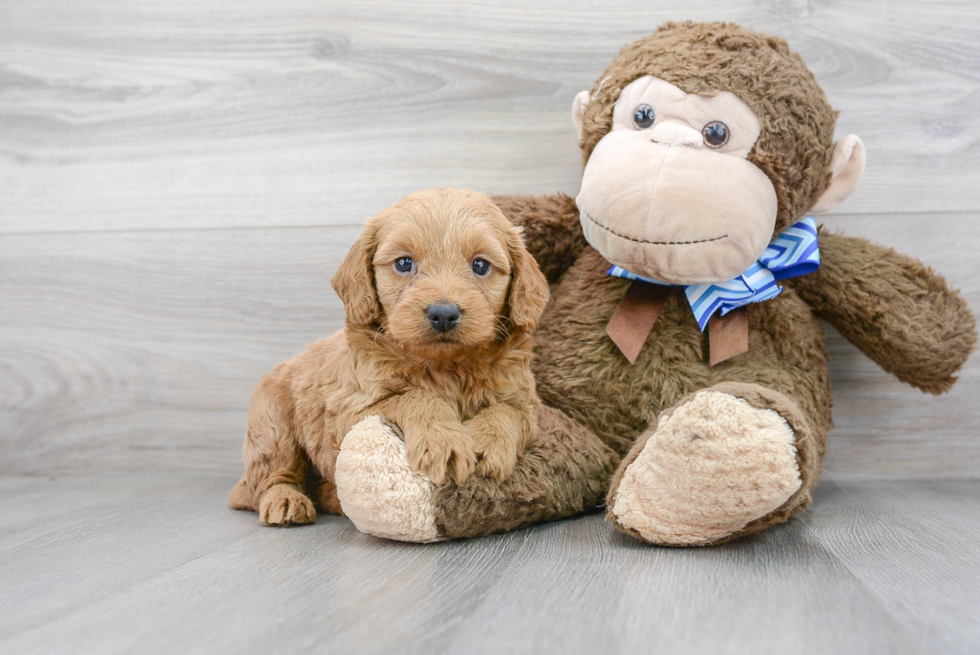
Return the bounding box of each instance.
[332,22,976,546]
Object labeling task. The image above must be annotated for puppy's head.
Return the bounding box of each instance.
[332,188,549,359]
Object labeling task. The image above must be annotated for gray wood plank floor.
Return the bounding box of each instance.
[0,476,976,655]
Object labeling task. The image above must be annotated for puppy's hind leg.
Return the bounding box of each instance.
[236,373,316,526]
[228,476,254,510]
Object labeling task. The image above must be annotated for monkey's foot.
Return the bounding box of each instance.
[607,389,802,546]
[334,416,442,543]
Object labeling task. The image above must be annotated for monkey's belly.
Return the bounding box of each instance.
[531,248,833,454]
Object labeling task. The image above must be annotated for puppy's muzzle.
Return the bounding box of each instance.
[426,302,461,333]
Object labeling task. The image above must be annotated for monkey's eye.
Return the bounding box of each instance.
[471,258,491,277]
[633,105,656,129]
[393,256,414,274]
[702,121,730,148]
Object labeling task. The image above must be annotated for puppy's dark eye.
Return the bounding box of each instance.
[633,104,655,129]
[393,256,414,274]
[471,258,491,277]
[702,121,730,148]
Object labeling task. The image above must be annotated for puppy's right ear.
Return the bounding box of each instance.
[331,219,381,326]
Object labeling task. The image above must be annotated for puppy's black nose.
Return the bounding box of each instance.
[426,303,461,333]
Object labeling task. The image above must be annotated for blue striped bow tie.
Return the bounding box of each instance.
[607,217,820,331]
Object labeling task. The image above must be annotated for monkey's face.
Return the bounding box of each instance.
[576,76,778,285]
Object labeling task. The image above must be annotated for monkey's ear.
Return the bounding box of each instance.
[811,135,866,214]
[331,220,381,326]
[572,91,590,140]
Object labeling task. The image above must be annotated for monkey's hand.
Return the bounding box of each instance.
[492,193,587,283]
[790,229,976,394]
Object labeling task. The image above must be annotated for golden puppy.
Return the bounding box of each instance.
[228,188,550,526]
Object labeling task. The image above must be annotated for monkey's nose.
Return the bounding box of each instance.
[649,122,703,148]
[426,302,461,333]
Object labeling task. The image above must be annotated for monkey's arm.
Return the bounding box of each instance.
[789,229,976,394]
[492,193,587,283]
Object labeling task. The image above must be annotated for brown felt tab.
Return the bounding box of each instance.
[605,281,672,365]
[708,308,749,366]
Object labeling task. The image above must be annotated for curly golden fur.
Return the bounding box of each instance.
[228,188,550,525]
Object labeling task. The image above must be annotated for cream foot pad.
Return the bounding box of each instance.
[610,391,802,545]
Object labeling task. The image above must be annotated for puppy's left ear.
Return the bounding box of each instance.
[506,227,550,333]
[332,218,381,326]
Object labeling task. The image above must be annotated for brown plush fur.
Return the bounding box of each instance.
[434,404,620,538]
[229,188,551,525]
[410,22,975,544]
[791,228,976,394]
[492,194,587,284]
[433,199,973,542]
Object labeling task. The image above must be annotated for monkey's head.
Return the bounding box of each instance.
[574,22,865,285]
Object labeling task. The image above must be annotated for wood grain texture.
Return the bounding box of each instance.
[0,225,356,475]
[807,482,980,654]
[1,213,978,479]
[1,1,979,479]
[1,0,979,235]
[1,476,977,654]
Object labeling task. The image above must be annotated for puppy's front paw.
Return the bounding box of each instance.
[259,483,316,526]
[473,435,519,484]
[406,425,476,486]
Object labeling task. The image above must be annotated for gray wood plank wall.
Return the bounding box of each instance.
[2,0,978,480]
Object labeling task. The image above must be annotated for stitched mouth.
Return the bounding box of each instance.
[583,211,728,245]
